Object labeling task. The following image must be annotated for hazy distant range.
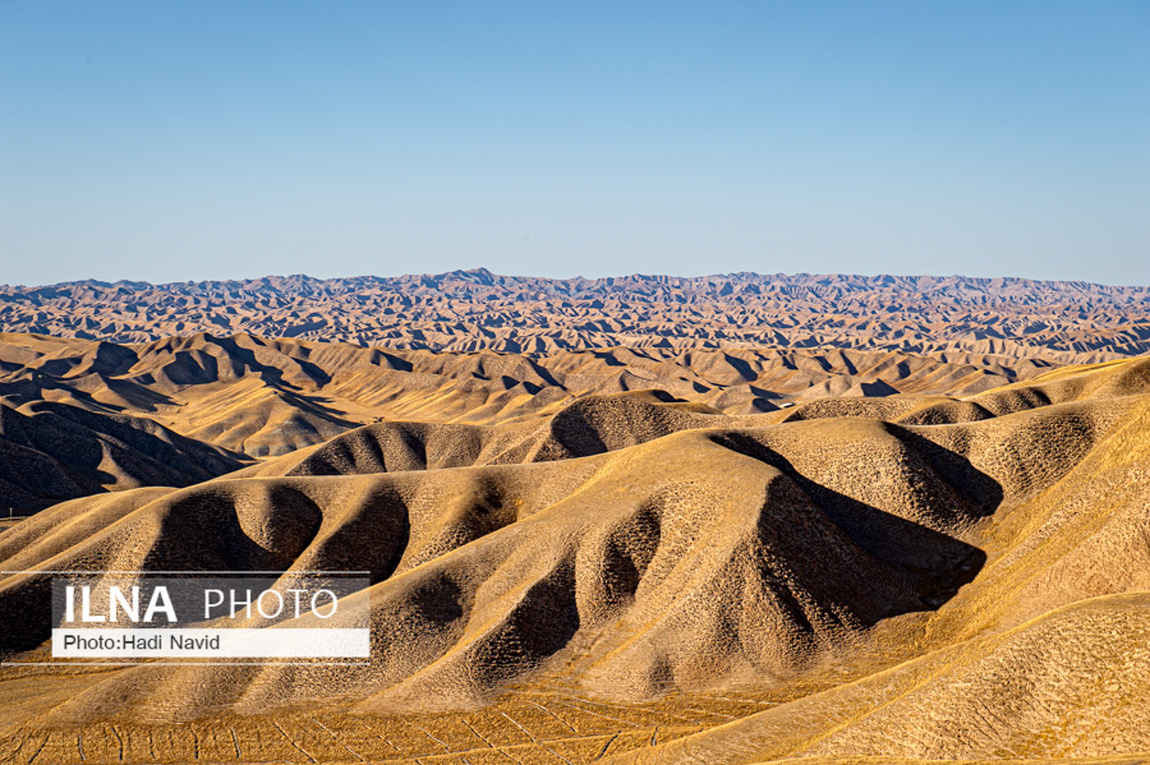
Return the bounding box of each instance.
[2,269,1148,361]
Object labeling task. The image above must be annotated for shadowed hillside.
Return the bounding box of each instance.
[0,400,246,513]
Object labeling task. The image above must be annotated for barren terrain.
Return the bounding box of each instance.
[3,271,1149,360]
[0,331,1054,512]
[0,272,1148,764]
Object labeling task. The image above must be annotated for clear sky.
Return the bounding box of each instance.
[1,1,1147,286]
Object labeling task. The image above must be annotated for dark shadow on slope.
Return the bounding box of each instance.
[0,402,247,514]
[710,432,991,611]
[722,353,759,382]
[0,574,54,653]
[468,557,580,688]
[858,380,899,396]
[296,483,411,586]
[0,485,331,653]
[547,404,611,456]
[884,423,1003,514]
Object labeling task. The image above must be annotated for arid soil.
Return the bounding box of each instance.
[1,270,1149,763]
[1,352,1149,762]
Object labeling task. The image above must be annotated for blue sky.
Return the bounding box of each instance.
[1,1,1147,285]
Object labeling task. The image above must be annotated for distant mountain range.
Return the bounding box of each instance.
[2,269,1148,360]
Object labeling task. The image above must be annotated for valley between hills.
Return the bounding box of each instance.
[1,271,1149,764]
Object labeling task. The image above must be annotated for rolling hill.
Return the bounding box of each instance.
[1,355,1149,762]
[0,331,1057,514]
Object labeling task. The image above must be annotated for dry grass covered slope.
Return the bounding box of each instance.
[1,357,1149,762]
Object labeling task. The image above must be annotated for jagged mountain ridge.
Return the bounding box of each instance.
[2,270,1148,360]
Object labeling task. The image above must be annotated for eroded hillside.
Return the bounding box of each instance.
[1,356,1149,762]
[0,331,1056,514]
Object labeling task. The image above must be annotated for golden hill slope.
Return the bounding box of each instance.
[0,330,1050,521]
[0,331,1048,462]
[0,357,1148,762]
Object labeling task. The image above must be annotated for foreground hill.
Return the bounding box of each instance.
[0,355,1149,762]
[2,270,1149,361]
